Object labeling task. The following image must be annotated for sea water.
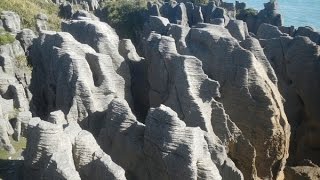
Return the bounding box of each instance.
[224,0,320,31]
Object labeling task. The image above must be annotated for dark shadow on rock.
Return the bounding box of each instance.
[0,160,24,180]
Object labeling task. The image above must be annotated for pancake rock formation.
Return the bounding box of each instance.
[0,0,319,180]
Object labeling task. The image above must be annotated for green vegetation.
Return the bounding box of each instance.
[0,0,61,31]
[15,55,32,72]
[0,137,26,160]
[0,30,15,45]
[100,0,148,39]
[236,8,258,20]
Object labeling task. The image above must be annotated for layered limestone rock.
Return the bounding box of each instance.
[144,16,290,180]
[97,97,241,180]
[24,115,126,180]
[97,98,148,180]
[61,19,133,109]
[187,23,289,180]
[0,37,32,153]
[29,31,127,128]
[147,0,238,27]
[144,105,222,180]
[144,30,243,179]
[119,39,150,120]
[237,0,282,34]
[260,34,320,168]
[295,26,320,45]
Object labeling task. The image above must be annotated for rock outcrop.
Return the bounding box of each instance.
[0,1,319,180]
[260,33,320,170]
[144,105,222,180]
[0,11,21,33]
[24,115,126,180]
[0,37,32,153]
[237,0,282,34]
[62,20,133,109]
[29,31,127,128]
[35,13,49,32]
[143,16,290,180]
[97,98,148,180]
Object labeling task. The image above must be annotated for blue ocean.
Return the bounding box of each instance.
[224,0,320,31]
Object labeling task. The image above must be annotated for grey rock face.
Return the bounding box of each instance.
[144,16,170,35]
[257,23,286,39]
[59,2,73,19]
[24,117,126,180]
[144,31,243,179]
[144,105,222,180]
[237,0,282,34]
[98,98,148,180]
[226,19,249,41]
[0,11,21,33]
[119,39,150,120]
[144,16,290,180]
[261,36,320,167]
[16,29,37,52]
[0,40,31,153]
[239,36,278,85]
[62,20,133,109]
[187,23,289,180]
[295,26,320,44]
[0,101,15,153]
[254,1,282,33]
[36,13,49,32]
[29,31,126,127]
[279,25,295,36]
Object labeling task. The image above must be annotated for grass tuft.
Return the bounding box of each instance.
[0,0,61,31]
[0,30,15,45]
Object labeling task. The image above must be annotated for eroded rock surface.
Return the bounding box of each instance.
[24,115,126,180]
[143,16,290,180]
[29,31,127,128]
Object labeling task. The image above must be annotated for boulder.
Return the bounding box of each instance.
[295,26,320,44]
[16,29,37,53]
[0,11,21,33]
[279,26,295,36]
[257,23,286,39]
[226,19,249,41]
[254,0,282,33]
[144,16,170,35]
[35,13,48,32]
